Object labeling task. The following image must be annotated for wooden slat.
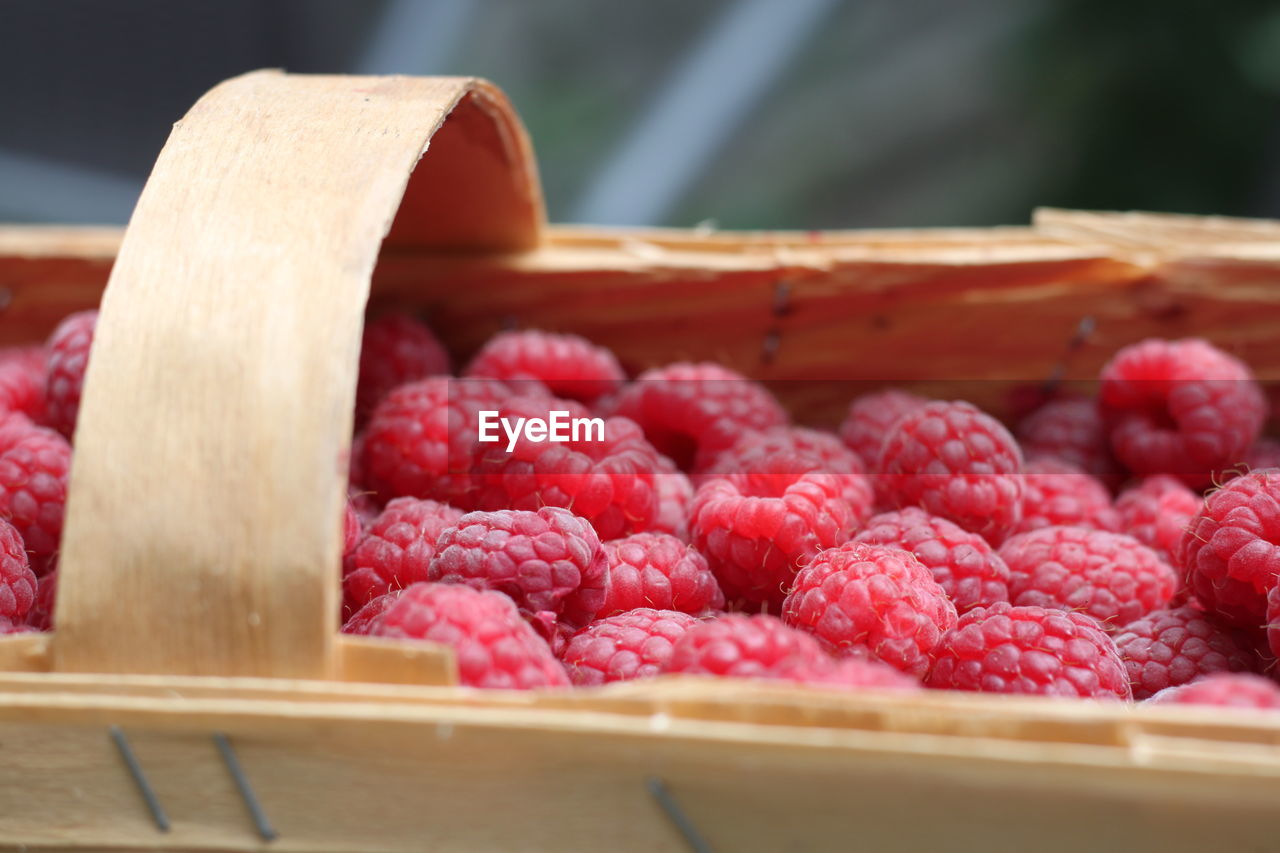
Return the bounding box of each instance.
[52,71,543,679]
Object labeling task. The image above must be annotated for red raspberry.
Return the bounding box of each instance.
[0,345,47,375]
[0,430,70,558]
[652,457,693,541]
[355,313,449,425]
[0,413,48,458]
[1010,457,1118,538]
[43,310,96,438]
[782,656,921,691]
[854,507,1010,613]
[926,603,1131,699]
[604,363,787,472]
[1148,673,1280,709]
[560,608,701,686]
[1114,475,1200,565]
[1099,338,1265,486]
[781,542,956,676]
[877,401,1025,540]
[465,330,625,404]
[469,411,662,541]
[839,389,929,470]
[660,614,830,679]
[347,582,569,689]
[427,506,608,629]
[25,567,56,631]
[0,617,33,634]
[705,426,865,478]
[342,497,464,612]
[598,532,723,617]
[1016,398,1117,483]
[1243,438,1280,474]
[1269,584,1280,660]
[342,499,362,557]
[690,453,863,609]
[0,519,35,624]
[340,583,399,635]
[1180,469,1280,627]
[999,526,1176,629]
[0,361,44,421]
[700,438,874,516]
[1114,605,1261,699]
[362,377,507,505]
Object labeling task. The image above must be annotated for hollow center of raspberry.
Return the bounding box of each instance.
[649,430,697,472]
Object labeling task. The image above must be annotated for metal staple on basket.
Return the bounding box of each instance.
[108,727,277,842]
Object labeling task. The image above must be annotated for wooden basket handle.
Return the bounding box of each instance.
[52,71,545,678]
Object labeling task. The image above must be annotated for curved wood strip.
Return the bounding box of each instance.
[54,71,543,677]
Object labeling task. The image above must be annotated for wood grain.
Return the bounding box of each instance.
[0,687,1278,851]
[51,71,543,679]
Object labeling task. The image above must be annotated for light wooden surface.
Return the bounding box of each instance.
[9,211,1280,425]
[0,680,1278,852]
[52,71,542,680]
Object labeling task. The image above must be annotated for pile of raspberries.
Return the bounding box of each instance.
[6,310,1280,713]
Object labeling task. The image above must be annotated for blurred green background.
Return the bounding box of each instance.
[2,0,1279,229]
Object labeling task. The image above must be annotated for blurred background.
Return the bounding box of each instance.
[3,0,1280,229]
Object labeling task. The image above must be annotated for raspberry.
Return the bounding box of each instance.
[427,506,608,629]
[854,507,1010,613]
[1243,438,1280,474]
[342,497,464,612]
[1269,584,1280,660]
[1016,398,1117,483]
[652,457,694,541]
[0,362,44,421]
[560,608,701,685]
[362,376,507,505]
[782,656,921,691]
[690,453,863,609]
[999,526,1176,628]
[839,389,929,470]
[25,567,56,631]
[1180,469,1280,627]
[347,582,569,689]
[355,313,449,424]
[1148,673,1280,709]
[705,426,865,478]
[0,617,34,634]
[709,438,874,511]
[598,532,723,616]
[1099,338,1265,486]
[469,411,662,541]
[660,614,830,679]
[1113,475,1200,566]
[342,499,362,557]
[464,330,625,404]
[877,400,1024,540]
[42,310,96,438]
[926,603,1131,699]
[0,413,48,459]
[1010,457,1118,538]
[781,542,956,676]
[604,363,787,472]
[0,345,47,375]
[340,583,399,635]
[0,519,35,624]
[0,430,70,558]
[1114,605,1261,699]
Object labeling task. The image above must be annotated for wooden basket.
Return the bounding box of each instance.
[2,71,1280,852]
